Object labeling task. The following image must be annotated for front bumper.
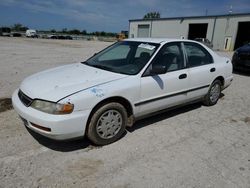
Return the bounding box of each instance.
[12,89,91,140]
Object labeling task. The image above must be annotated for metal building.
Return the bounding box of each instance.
[129,13,250,51]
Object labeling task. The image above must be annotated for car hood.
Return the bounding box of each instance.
[20,63,127,101]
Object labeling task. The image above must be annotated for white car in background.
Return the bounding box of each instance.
[12,38,233,145]
[26,29,38,38]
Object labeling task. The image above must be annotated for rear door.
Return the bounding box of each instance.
[183,42,215,100]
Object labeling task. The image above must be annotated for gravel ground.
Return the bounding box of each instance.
[0,37,249,188]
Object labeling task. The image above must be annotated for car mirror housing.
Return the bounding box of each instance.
[150,64,167,75]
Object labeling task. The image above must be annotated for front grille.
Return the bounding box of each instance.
[18,90,33,107]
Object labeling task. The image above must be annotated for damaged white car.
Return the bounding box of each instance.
[12,38,233,145]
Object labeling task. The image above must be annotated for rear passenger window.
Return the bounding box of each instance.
[184,42,213,67]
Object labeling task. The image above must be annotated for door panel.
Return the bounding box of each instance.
[187,65,214,100]
[183,42,215,100]
[138,70,189,116]
[137,42,189,116]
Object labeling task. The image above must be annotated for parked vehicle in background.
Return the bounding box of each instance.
[232,43,250,72]
[57,35,65,40]
[194,38,213,49]
[0,27,11,36]
[48,35,58,39]
[26,29,38,38]
[12,32,22,37]
[116,33,126,41]
[12,38,233,145]
[48,35,73,40]
[116,31,128,41]
[65,35,73,40]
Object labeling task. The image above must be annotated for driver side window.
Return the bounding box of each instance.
[153,42,184,72]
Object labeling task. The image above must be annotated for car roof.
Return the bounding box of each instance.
[124,38,196,44]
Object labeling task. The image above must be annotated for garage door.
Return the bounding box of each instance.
[234,22,250,50]
[188,23,208,40]
[138,25,150,38]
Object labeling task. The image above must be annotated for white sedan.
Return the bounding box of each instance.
[12,38,233,145]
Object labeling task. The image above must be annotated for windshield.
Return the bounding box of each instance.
[83,41,160,75]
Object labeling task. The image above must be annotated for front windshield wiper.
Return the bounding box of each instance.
[91,64,114,72]
[81,61,89,65]
[83,62,113,72]
[82,61,128,75]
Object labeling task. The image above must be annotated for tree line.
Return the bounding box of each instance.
[4,23,117,37]
[6,12,160,36]
[143,12,161,19]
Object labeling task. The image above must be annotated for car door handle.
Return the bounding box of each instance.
[179,73,187,79]
[210,68,216,72]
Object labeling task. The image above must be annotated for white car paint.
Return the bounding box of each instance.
[25,29,37,37]
[12,38,233,140]
[20,64,128,101]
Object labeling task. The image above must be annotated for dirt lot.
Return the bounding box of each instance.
[0,37,250,188]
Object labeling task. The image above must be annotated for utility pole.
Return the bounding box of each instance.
[229,5,233,14]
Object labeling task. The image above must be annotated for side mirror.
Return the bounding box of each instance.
[150,64,167,75]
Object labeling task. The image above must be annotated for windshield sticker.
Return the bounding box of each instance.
[91,88,105,98]
[138,43,155,50]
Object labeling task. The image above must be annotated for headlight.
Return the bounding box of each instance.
[31,100,74,114]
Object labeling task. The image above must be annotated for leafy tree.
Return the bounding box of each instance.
[94,31,100,36]
[12,23,28,31]
[143,12,160,19]
[68,29,81,35]
[62,28,68,33]
[82,30,87,35]
[50,29,56,33]
[107,32,116,37]
[100,31,106,36]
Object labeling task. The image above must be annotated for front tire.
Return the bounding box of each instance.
[87,102,127,145]
[203,80,222,106]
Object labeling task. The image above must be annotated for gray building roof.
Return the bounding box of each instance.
[129,12,250,22]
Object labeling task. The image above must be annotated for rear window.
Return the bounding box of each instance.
[184,42,213,67]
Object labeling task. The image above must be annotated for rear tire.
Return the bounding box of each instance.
[203,80,222,106]
[87,102,127,145]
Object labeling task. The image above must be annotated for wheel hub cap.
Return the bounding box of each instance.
[210,83,220,103]
[96,110,122,139]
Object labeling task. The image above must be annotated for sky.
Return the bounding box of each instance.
[0,0,250,32]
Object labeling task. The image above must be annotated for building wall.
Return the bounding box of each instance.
[129,21,152,38]
[129,14,250,51]
[151,19,185,38]
[151,18,215,40]
[129,18,215,39]
[212,15,250,51]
